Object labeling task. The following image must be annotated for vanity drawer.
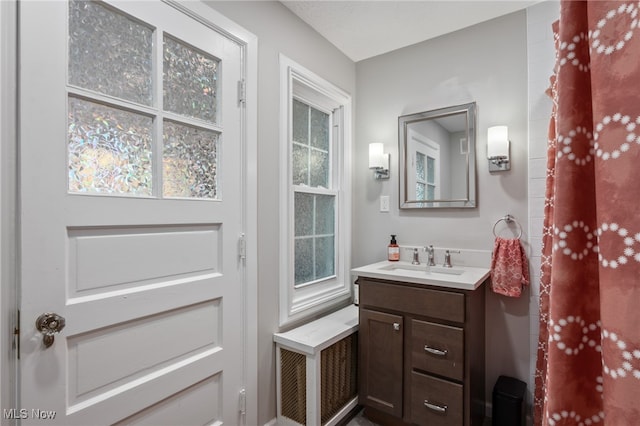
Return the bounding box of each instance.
[411,371,463,426]
[411,319,464,381]
[359,279,465,323]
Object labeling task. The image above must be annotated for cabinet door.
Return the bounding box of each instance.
[411,371,463,426]
[359,308,403,417]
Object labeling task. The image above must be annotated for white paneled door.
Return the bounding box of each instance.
[19,1,247,424]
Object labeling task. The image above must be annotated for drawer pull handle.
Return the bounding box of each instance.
[393,322,401,331]
[424,345,448,356]
[424,400,448,413]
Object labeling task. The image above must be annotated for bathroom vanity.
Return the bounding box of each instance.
[352,261,489,426]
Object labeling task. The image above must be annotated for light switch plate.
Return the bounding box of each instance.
[380,195,390,212]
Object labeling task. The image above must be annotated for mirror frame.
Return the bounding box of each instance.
[398,102,477,209]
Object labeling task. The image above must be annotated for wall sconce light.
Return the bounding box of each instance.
[487,126,510,172]
[369,143,390,179]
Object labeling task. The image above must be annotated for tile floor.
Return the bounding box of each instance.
[345,410,378,426]
[345,409,492,426]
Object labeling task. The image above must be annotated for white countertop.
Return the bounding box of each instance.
[273,305,359,355]
[351,260,490,291]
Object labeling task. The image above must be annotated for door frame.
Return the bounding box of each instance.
[0,0,18,422]
[0,1,258,424]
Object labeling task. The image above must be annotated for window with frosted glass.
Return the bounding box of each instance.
[68,0,153,105]
[294,193,335,286]
[163,121,218,199]
[68,97,153,195]
[164,35,219,123]
[292,99,330,188]
[415,153,437,201]
[292,99,335,287]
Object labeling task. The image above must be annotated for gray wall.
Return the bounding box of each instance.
[203,2,356,424]
[354,11,530,408]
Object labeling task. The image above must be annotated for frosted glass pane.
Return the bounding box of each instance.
[292,99,330,188]
[427,156,435,183]
[68,97,153,195]
[292,100,308,144]
[163,122,218,198]
[416,183,425,200]
[315,195,334,235]
[310,108,329,150]
[69,0,153,105]
[294,193,313,236]
[292,144,308,186]
[416,152,425,181]
[427,184,435,200]
[310,150,329,188]
[164,35,218,123]
[315,236,335,279]
[295,238,313,286]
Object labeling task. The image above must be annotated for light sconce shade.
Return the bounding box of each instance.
[369,143,390,179]
[487,126,510,172]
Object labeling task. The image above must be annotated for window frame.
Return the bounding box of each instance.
[408,128,441,202]
[279,55,352,327]
[291,98,336,288]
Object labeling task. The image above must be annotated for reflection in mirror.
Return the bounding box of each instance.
[399,102,476,209]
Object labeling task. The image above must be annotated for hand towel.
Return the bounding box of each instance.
[490,237,530,297]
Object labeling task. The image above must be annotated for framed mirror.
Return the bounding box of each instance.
[399,102,476,209]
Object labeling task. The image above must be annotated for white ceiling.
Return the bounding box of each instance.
[281,1,538,62]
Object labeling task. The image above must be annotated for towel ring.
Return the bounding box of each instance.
[493,214,523,239]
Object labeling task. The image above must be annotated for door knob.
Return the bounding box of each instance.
[35,313,66,348]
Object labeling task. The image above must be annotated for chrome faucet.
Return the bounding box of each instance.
[426,245,436,266]
[412,248,420,265]
[443,250,461,268]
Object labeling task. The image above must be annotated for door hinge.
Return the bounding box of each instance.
[238,388,246,416]
[237,79,246,105]
[238,233,246,261]
[14,309,20,360]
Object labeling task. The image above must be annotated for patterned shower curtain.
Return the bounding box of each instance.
[534,1,640,424]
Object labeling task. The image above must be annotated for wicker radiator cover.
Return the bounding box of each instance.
[280,333,358,425]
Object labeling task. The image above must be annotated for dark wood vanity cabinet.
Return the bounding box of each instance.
[357,277,486,426]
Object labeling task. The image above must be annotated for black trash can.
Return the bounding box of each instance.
[492,375,526,426]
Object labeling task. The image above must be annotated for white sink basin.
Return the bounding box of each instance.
[379,263,465,275]
[429,266,465,275]
[379,263,426,272]
[352,260,490,290]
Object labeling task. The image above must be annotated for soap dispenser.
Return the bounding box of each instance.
[388,235,400,261]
